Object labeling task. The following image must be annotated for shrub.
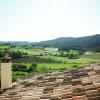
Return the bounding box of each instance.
[28,62,37,73]
[72,65,77,68]
[12,64,27,71]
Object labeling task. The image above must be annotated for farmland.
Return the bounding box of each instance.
[0,44,100,81]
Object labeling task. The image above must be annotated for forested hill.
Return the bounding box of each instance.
[0,34,100,51]
[0,41,34,46]
[37,34,100,51]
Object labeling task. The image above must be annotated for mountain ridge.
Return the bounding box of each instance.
[37,34,100,51]
[0,34,100,51]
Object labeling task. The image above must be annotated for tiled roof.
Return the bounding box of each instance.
[0,64,100,100]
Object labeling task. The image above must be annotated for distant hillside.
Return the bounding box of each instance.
[0,34,100,51]
[0,41,34,46]
[37,34,100,51]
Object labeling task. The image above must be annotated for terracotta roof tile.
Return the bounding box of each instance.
[0,64,100,100]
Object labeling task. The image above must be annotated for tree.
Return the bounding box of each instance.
[9,50,23,59]
[28,62,37,73]
[68,50,80,59]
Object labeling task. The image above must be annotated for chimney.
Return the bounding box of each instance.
[0,55,12,90]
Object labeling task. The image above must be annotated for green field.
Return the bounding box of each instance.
[0,45,100,81]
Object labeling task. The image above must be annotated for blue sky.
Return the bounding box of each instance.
[0,0,100,41]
